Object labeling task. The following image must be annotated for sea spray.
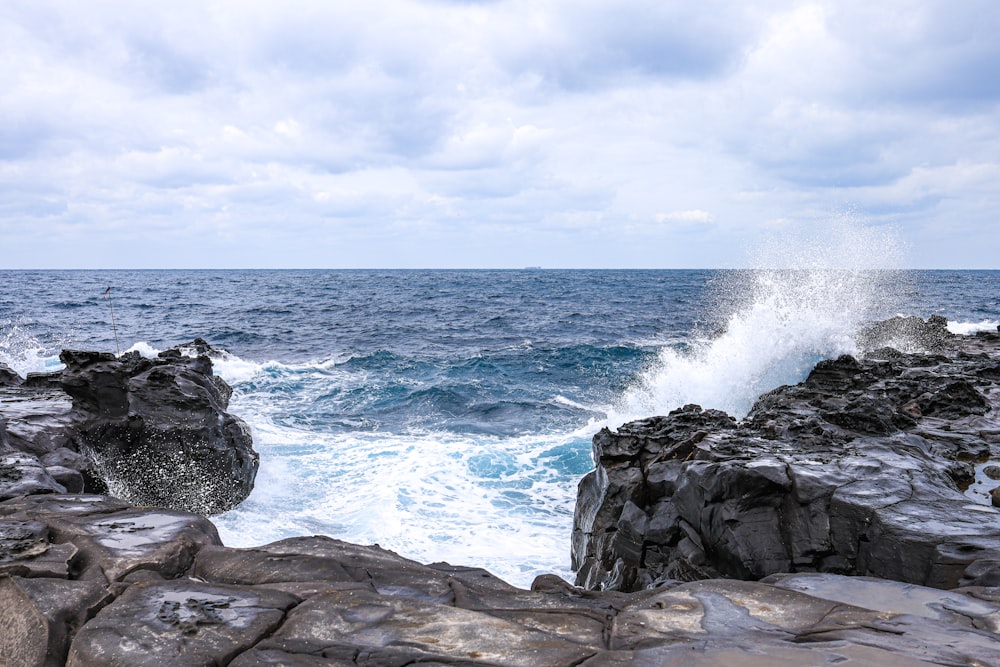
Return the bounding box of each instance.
[612,220,907,421]
[0,322,58,377]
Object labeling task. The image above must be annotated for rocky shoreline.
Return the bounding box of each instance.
[573,316,1000,593]
[3,323,1000,665]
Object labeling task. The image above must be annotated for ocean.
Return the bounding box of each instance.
[2,267,998,587]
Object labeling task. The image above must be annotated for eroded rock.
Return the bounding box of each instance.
[0,340,258,514]
[61,343,258,515]
[0,576,111,667]
[0,494,222,582]
[573,322,1000,592]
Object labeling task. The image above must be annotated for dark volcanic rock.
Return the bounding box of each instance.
[0,452,67,500]
[573,320,1000,593]
[0,340,257,514]
[0,493,222,583]
[0,575,111,667]
[0,475,996,664]
[855,313,952,353]
[0,363,22,387]
[66,580,297,667]
[59,342,258,514]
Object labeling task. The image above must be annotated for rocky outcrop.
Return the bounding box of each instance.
[0,495,998,666]
[0,340,257,515]
[573,319,1000,593]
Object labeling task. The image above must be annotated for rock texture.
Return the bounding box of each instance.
[0,340,257,515]
[573,318,1000,594]
[2,330,1000,665]
[1,495,999,666]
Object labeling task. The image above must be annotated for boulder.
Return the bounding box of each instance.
[59,341,258,515]
[0,363,21,387]
[573,322,1000,592]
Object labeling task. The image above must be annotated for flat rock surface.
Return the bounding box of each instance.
[1,494,997,665]
[66,580,297,667]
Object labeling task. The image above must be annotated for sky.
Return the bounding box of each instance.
[1,0,998,269]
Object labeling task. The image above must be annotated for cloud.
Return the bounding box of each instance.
[0,0,997,268]
[656,210,714,224]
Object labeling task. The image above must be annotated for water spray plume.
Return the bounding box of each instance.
[612,218,907,422]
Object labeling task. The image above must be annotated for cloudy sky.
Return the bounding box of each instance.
[2,1,998,269]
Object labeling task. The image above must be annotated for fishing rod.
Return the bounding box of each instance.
[103,285,121,356]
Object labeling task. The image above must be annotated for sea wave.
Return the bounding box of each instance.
[947,319,1000,335]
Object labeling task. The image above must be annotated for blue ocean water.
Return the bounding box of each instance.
[2,267,999,586]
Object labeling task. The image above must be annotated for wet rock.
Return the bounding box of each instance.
[574,317,1000,592]
[856,314,952,353]
[0,494,222,582]
[44,464,85,494]
[609,577,1000,665]
[2,328,999,664]
[0,518,78,578]
[0,363,21,387]
[0,452,66,500]
[764,572,1000,630]
[245,587,597,667]
[66,580,297,667]
[0,385,78,457]
[0,418,9,452]
[0,576,111,667]
[60,343,258,515]
[194,535,457,604]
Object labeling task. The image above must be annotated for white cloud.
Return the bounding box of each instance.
[0,0,997,268]
[656,210,714,224]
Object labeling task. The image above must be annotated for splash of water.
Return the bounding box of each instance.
[612,220,906,421]
[0,322,57,377]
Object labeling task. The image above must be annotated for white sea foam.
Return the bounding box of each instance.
[204,351,269,385]
[947,319,1000,335]
[126,341,162,358]
[213,409,586,586]
[611,220,906,422]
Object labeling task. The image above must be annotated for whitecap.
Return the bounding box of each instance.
[947,319,1000,335]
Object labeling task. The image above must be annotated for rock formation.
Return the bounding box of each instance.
[573,318,1000,594]
[0,340,257,515]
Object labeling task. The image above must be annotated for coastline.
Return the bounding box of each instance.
[2,321,1000,664]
